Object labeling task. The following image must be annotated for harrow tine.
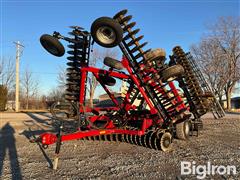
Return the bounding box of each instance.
[105,134,109,141]
[112,134,118,142]
[129,134,133,144]
[127,35,143,46]
[118,134,123,142]
[113,9,128,19]
[130,42,148,54]
[100,135,105,141]
[126,134,131,144]
[119,15,133,24]
[109,134,114,141]
[105,135,109,141]
[93,136,98,141]
[121,134,125,142]
[123,22,137,31]
[128,134,134,144]
[123,29,140,41]
[132,135,138,145]
[135,135,142,146]
[85,136,90,141]
[135,53,145,60]
[124,134,130,143]
[95,135,100,141]
[90,136,95,141]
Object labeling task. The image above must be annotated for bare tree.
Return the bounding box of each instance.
[88,48,118,107]
[57,66,66,89]
[46,66,66,103]
[0,57,15,90]
[191,16,240,109]
[55,49,119,107]
[213,17,240,110]
[48,88,65,102]
[21,68,39,109]
[191,37,227,103]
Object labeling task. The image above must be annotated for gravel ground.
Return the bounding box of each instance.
[0,112,239,179]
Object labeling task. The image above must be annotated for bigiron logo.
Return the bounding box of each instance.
[181,161,237,179]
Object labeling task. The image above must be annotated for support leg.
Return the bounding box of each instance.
[53,125,63,170]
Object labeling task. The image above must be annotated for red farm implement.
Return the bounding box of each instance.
[34,9,224,169]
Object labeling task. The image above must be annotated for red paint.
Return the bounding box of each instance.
[38,55,190,147]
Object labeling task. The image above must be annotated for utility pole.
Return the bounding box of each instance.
[14,41,24,112]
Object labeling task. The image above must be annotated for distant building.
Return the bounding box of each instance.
[99,92,122,101]
[6,100,15,110]
[85,99,99,106]
[96,92,122,107]
[223,97,240,109]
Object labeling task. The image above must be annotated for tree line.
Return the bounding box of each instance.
[191,16,240,110]
[0,48,118,111]
[0,59,44,110]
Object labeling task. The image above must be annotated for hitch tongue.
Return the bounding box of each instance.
[29,136,41,143]
[30,133,57,145]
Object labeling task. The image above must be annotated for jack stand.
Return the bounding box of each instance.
[190,119,203,137]
[190,120,198,137]
[53,124,63,170]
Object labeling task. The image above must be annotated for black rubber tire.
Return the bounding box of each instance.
[175,120,191,140]
[99,74,116,86]
[104,57,124,70]
[40,34,65,57]
[160,64,184,82]
[91,17,123,48]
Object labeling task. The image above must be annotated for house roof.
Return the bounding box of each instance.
[99,92,121,99]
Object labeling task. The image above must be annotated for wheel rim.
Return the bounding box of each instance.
[162,137,170,148]
[160,133,172,151]
[96,26,116,45]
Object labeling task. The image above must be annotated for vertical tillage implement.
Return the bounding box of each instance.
[33,9,223,169]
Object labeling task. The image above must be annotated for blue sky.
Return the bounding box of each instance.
[1,0,239,97]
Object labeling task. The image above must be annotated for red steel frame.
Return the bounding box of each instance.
[38,57,189,146]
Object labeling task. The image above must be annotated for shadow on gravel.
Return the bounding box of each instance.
[20,121,54,169]
[25,112,52,127]
[225,111,240,115]
[22,113,56,140]
[37,112,52,118]
[0,123,22,180]
[21,126,47,141]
